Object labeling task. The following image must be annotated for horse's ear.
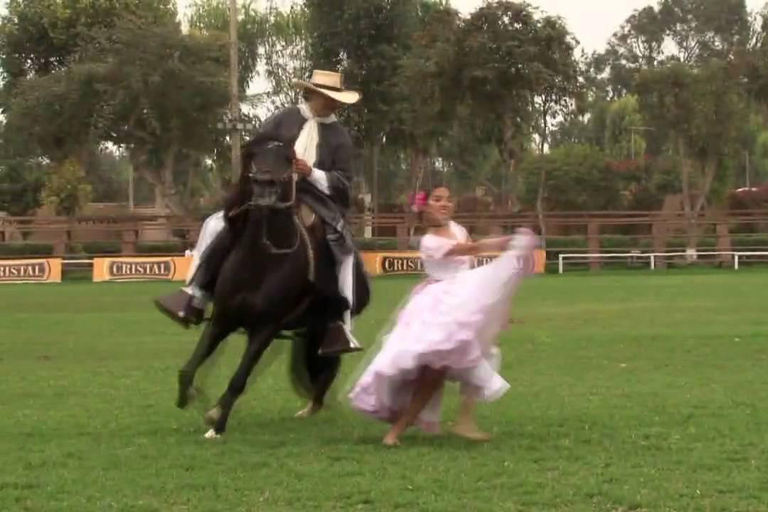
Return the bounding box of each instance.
[241,141,256,160]
[242,135,271,155]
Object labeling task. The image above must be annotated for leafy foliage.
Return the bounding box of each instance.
[2,0,767,220]
[459,1,579,206]
[188,0,266,94]
[40,158,93,216]
[258,4,312,113]
[520,144,624,211]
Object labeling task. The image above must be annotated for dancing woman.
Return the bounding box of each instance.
[349,186,539,446]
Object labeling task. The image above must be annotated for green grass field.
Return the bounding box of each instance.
[2,271,767,512]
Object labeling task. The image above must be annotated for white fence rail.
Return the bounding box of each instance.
[558,251,768,274]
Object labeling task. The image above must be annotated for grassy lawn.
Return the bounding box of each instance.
[1,271,767,511]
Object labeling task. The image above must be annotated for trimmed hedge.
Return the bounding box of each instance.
[136,241,188,254]
[731,235,768,249]
[355,238,399,251]
[2,234,768,258]
[69,242,123,255]
[0,241,188,257]
[0,243,55,257]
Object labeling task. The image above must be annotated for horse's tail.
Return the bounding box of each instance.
[288,326,341,401]
[288,331,315,399]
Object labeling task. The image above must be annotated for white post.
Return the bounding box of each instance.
[650,254,655,270]
[362,193,372,239]
[128,164,134,211]
[558,254,564,274]
[734,253,739,270]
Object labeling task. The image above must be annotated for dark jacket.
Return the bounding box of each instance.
[226,107,355,236]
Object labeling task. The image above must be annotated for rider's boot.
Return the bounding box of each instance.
[153,227,231,328]
[318,251,363,356]
[153,288,206,329]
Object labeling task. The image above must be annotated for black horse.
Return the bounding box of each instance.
[176,140,370,438]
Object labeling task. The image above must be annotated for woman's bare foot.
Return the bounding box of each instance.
[381,366,446,448]
[383,431,401,447]
[450,422,492,442]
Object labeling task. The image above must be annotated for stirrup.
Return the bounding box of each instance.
[318,322,362,356]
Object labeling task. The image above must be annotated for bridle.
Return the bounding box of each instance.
[226,142,305,256]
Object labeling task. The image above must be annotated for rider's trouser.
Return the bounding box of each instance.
[184,211,357,332]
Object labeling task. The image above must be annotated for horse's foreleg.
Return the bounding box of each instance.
[206,326,276,436]
[177,318,234,410]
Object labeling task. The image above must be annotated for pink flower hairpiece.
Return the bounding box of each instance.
[410,191,428,213]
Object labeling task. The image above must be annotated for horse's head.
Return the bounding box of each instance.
[245,140,295,208]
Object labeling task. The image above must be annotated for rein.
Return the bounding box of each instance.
[225,172,316,283]
[261,215,301,254]
[227,173,302,255]
[227,173,297,218]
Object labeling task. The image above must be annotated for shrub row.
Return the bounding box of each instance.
[0,241,188,257]
[3,235,768,258]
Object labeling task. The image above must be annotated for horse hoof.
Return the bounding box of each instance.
[203,428,221,440]
[204,405,222,426]
[295,402,321,418]
[177,372,195,410]
[176,387,196,410]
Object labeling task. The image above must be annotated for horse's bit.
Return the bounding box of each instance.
[227,163,314,267]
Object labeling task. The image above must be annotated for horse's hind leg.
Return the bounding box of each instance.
[205,325,277,437]
[294,324,341,418]
[177,318,234,409]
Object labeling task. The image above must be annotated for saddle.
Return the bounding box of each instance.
[293,200,370,317]
[297,202,318,229]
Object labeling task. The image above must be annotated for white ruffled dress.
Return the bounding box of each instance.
[348,224,538,431]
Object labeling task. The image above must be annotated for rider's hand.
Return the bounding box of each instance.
[293,158,312,177]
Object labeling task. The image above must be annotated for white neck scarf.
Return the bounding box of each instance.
[294,102,337,167]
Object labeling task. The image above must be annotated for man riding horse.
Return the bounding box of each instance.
[154,69,365,354]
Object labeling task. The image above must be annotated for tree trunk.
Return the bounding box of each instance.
[535,164,547,248]
[128,146,187,216]
[506,158,519,211]
[536,106,549,243]
[679,134,719,255]
[159,143,185,215]
[371,142,379,238]
[184,157,197,206]
[694,156,717,214]
[686,156,718,258]
[153,185,165,211]
[538,103,549,155]
[410,148,425,193]
[408,148,425,239]
[677,137,697,252]
[501,116,520,212]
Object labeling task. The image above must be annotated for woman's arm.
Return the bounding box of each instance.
[444,236,513,257]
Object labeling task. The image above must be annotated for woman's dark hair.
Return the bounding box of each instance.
[415,186,450,226]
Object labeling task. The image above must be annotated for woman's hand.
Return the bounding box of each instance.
[477,236,513,252]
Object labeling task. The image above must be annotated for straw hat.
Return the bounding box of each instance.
[294,70,361,105]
